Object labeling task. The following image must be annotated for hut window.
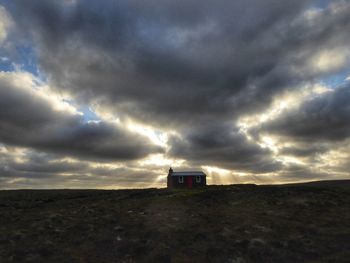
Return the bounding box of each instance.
[196,176,201,183]
[178,176,184,183]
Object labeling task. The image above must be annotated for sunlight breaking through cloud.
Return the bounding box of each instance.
[0,0,350,188]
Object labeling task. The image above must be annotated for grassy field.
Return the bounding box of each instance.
[1,181,350,262]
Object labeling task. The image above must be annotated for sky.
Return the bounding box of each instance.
[0,0,350,189]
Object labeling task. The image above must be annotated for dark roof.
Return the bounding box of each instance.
[170,171,206,177]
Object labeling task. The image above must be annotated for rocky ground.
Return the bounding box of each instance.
[0,181,350,262]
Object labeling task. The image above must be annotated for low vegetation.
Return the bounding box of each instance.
[1,181,349,262]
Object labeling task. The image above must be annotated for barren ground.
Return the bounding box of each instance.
[1,181,350,262]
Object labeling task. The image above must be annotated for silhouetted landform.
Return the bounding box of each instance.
[1,180,349,262]
[272,179,350,188]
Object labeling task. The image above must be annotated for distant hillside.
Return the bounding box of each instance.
[274,179,350,188]
[1,182,350,262]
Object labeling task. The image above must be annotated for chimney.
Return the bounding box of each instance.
[168,167,173,176]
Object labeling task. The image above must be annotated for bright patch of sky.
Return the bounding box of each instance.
[14,46,39,76]
[0,56,12,71]
[61,99,101,122]
[320,69,350,88]
[0,44,40,76]
[80,106,101,122]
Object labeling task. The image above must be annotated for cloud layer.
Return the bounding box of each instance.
[0,71,162,161]
[0,0,350,188]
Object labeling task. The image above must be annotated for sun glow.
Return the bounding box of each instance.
[0,5,13,44]
[238,84,330,131]
[126,121,168,148]
[259,136,279,153]
[202,165,231,176]
[311,49,349,72]
[138,153,185,167]
[277,155,305,165]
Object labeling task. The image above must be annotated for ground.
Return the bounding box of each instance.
[0,181,350,262]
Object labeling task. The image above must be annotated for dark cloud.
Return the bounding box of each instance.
[260,85,350,142]
[0,72,162,161]
[168,123,281,173]
[0,148,162,189]
[1,1,350,187]
[279,144,329,158]
[9,152,87,175]
[7,0,349,132]
[7,0,328,126]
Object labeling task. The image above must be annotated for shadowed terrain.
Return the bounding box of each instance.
[1,181,350,262]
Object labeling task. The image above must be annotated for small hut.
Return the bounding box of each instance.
[167,167,206,189]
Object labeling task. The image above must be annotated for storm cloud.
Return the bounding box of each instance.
[0,0,350,188]
[0,71,162,161]
[260,85,350,142]
[168,123,281,173]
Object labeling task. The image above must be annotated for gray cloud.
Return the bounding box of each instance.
[0,148,162,189]
[0,73,162,161]
[279,144,329,158]
[168,123,281,173]
[1,1,350,186]
[260,85,350,142]
[7,0,349,130]
[8,0,325,125]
